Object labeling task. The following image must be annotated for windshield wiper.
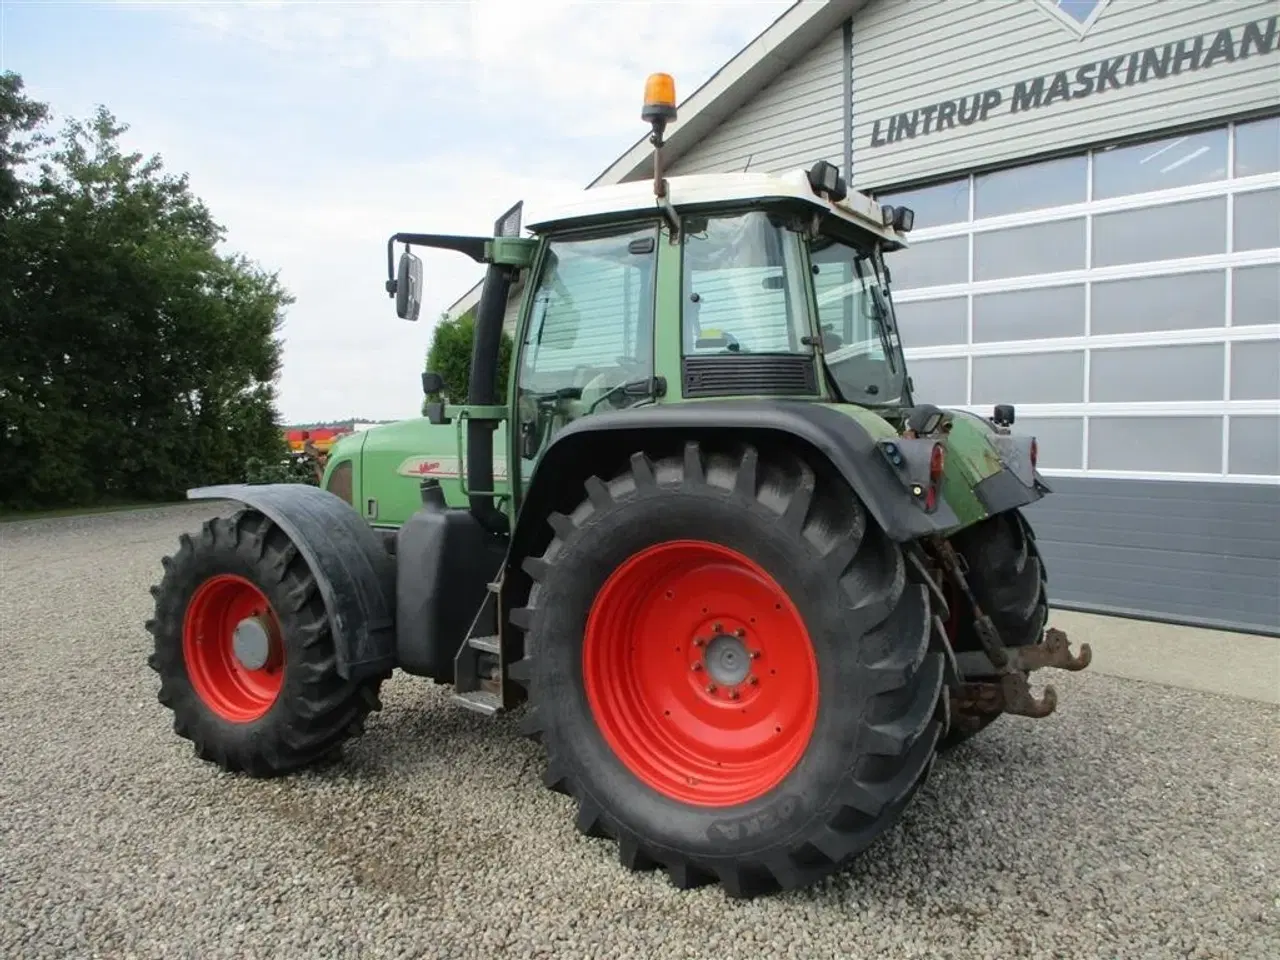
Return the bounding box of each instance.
[869,286,898,374]
[854,256,897,374]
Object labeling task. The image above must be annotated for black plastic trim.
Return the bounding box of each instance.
[971,469,1042,515]
[186,483,397,681]
[682,355,819,398]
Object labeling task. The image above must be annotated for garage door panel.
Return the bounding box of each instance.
[1025,515,1280,563]
[1036,551,1280,632]
[1022,477,1280,633]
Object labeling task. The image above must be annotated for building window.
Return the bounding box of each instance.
[974,218,1087,280]
[1234,116,1280,178]
[973,285,1086,343]
[874,114,1280,481]
[974,153,1087,218]
[1092,127,1229,199]
[1091,272,1225,336]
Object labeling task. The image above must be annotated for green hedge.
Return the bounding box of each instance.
[422,308,514,412]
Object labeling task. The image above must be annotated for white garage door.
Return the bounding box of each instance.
[875,113,1279,483]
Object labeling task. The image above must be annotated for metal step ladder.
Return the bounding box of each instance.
[452,579,507,715]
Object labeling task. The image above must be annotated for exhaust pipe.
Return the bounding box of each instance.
[467,262,512,536]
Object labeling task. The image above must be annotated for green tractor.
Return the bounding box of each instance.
[146,73,1090,898]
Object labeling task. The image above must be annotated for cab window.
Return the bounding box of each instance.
[681,211,811,356]
[515,222,658,462]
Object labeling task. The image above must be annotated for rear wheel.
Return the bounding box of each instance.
[147,508,385,776]
[511,442,947,897]
[939,509,1048,751]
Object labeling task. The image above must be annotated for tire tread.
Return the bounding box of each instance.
[512,440,943,897]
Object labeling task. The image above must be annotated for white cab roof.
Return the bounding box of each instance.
[523,168,908,247]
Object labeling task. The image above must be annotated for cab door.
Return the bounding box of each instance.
[510,219,660,499]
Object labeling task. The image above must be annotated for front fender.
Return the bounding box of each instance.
[187,483,396,682]
[511,400,963,554]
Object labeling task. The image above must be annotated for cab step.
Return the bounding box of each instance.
[468,634,500,656]
[453,690,503,716]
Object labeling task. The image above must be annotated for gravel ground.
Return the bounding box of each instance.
[2,503,1277,960]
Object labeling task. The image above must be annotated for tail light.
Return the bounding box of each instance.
[1030,437,1039,470]
[925,443,946,511]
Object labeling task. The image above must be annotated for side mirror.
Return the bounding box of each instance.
[395,250,423,321]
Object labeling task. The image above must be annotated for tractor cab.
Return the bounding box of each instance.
[384,77,920,519]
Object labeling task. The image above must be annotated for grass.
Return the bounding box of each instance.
[0,500,181,523]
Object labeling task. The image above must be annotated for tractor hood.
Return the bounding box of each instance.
[324,416,514,528]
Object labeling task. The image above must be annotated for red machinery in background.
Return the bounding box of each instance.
[284,426,352,456]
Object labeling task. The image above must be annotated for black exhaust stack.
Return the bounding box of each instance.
[467,262,513,536]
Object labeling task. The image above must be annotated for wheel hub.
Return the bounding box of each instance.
[232,617,272,671]
[581,539,819,807]
[703,633,750,686]
[181,573,285,723]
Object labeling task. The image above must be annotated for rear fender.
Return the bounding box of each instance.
[508,400,966,567]
[187,483,396,682]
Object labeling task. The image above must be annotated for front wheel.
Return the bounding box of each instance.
[146,508,384,776]
[512,442,947,898]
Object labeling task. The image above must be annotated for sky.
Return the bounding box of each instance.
[2,0,793,423]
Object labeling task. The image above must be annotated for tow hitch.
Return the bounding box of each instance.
[930,537,1092,722]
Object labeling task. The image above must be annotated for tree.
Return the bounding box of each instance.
[0,72,293,509]
[422,307,514,414]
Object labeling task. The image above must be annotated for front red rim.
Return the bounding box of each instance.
[582,540,820,807]
[182,574,285,723]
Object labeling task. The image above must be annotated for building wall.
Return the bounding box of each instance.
[849,0,1280,189]
[667,24,848,176]
[847,0,1280,635]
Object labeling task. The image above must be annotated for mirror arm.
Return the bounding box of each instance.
[385,232,492,294]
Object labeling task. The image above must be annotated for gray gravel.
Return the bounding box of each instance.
[1,503,1277,960]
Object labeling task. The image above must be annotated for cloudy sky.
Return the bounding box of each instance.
[4,0,792,423]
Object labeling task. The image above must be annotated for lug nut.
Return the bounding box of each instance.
[693,637,706,648]
[713,622,723,633]
[729,690,740,701]
[705,683,717,694]
[691,662,703,672]
[734,627,746,638]
[748,676,759,686]
[749,650,760,660]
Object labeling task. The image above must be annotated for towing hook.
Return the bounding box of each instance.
[1041,627,1092,672]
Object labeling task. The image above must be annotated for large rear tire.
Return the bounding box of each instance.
[146,508,385,776]
[939,508,1048,751]
[511,442,947,898]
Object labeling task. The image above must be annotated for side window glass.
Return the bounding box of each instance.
[516,223,658,462]
[681,211,809,356]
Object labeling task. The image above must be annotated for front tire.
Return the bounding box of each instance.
[939,508,1048,751]
[146,508,385,776]
[512,442,947,898]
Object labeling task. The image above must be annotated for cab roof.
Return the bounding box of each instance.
[522,168,909,248]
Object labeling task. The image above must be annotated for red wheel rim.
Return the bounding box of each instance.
[582,540,819,807]
[182,574,284,722]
